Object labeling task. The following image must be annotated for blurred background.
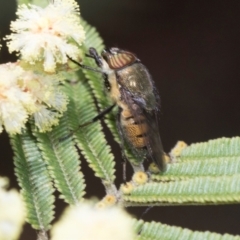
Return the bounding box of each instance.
[0,0,240,239]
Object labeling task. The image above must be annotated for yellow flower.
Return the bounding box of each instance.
[170,141,188,161]
[20,69,67,106]
[132,171,148,185]
[19,67,68,132]
[0,62,68,134]
[51,202,136,240]
[33,104,63,132]
[0,177,25,240]
[0,63,35,134]
[120,182,134,195]
[6,0,85,73]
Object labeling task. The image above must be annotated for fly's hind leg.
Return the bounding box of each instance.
[80,104,116,127]
[116,112,131,182]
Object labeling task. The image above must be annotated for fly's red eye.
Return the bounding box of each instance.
[108,53,136,69]
[102,48,137,70]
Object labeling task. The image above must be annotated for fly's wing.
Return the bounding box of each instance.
[120,88,166,172]
[143,107,166,171]
[118,89,148,161]
[116,110,145,174]
[131,88,166,171]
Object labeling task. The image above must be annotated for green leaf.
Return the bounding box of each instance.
[152,156,240,181]
[82,19,105,54]
[10,127,55,230]
[33,112,85,205]
[124,175,240,205]
[62,78,116,188]
[181,137,240,159]
[133,220,240,240]
[152,137,240,181]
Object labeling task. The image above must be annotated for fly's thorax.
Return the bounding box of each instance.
[117,63,153,94]
[117,63,157,110]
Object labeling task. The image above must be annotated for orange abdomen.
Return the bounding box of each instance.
[121,108,148,149]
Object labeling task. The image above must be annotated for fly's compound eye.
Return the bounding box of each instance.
[102,48,137,70]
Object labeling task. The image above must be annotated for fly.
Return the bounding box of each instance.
[69,47,166,172]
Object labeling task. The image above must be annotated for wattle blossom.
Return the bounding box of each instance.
[18,67,68,132]
[0,63,35,134]
[6,0,85,73]
[0,62,68,134]
[0,177,25,240]
[51,202,136,240]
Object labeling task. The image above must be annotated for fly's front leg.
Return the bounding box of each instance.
[60,104,116,141]
[68,47,104,72]
[67,56,104,73]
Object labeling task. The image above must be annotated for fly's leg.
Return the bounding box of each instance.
[67,56,104,73]
[80,104,116,127]
[116,111,129,182]
[137,206,154,235]
[68,47,104,72]
[59,104,116,141]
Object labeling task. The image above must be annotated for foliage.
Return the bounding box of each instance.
[1,1,240,240]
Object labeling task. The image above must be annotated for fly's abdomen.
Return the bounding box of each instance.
[121,108,148,149]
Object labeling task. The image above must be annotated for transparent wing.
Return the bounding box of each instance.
[144,108,166,171]
[120,88,166,171]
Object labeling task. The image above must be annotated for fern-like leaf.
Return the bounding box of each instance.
[62,78,116,189]
[180,137,240,159]
[152,156,240,181]
[133,220,240,240]
[10,127,55,230]
[152,137,240,181]
[124,175,240,205]
[33,113,85,205]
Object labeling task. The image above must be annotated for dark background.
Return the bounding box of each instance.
[0,0,240,239]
